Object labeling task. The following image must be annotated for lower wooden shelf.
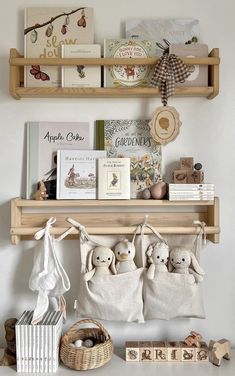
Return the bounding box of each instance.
[10,197,220,244]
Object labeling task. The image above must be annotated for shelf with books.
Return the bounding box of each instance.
[10,197,220,245]
[9,48,220,100]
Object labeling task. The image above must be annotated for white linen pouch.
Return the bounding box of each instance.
[140,226,205,320]
[68,220,144,323]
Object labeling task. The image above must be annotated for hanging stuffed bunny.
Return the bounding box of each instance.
[169,247,205,283]
[29,218,70,324]
[83,246,117,281]
[114,239,137,274]
[146,242,169,279]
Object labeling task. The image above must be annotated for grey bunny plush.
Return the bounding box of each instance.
[169,247,205,283]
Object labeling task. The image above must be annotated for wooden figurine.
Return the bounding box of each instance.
[0,318,17,366]
[33,180,49,200]
[125,341,139,362]
[180,157,194,170]
[209,339,231,366]
[184,331,202,348]
[152,341,168,362]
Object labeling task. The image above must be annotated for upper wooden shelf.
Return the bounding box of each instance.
[9,48,220,100]
[10,197,220,245]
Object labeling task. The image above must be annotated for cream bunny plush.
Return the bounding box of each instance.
[169,247,205,283]
[146,242,169,279]
[114,239,137,274]
[83,246,116,281]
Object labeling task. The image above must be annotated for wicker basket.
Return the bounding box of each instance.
[60,319,113,371]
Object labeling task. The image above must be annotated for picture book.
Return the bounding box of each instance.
[125,18,200,48]
[26,121,92,199]
[56,150,106,199]
[96,120,162,198]
[61,44,101,88]
[104,39,157,87]
[98,158,131,199]
[24,7,94,87]
[169,44,208,87]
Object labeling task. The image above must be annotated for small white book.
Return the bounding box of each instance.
[98,158,131,199]
[57,150,106,199]
[61,44,101,87]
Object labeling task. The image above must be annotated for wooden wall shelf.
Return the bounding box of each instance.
[10,197,220,245]
[9,48,220,100]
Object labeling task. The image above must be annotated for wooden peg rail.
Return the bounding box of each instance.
[10,197,220,245]
[9,48,220,99]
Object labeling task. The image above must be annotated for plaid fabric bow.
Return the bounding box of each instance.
[150,53,193,106]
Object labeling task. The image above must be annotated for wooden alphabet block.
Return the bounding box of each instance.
[179,342,196,362]
[196,342,209,362]
[180,157,194,170]
[173,170,188,184]
[139,341,153,361]
[187,170,204,184]
[152,341,168,362]
[125,341,139,361]
[209,339,231,366]
[167,341,181,361]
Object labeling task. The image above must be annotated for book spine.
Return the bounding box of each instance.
[54,315,63,372]
[169,196,214,201]
[28,321,32,373]
[21,321,25,372]
[32,324,36,373]
[36,324,40,373]
[16,323,21,372]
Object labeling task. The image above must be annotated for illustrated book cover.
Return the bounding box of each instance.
[24,7,94,87]
[26,121,92,199]
[125,18,200,47]
[104,39,157,87]
[56,150,106,199]
[61,44,101,88]
[98,158,131,200]
[169,44,208,87]
[96,120,162,198]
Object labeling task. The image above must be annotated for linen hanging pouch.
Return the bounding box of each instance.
[29,217,71,324]
[141,223,206,320]
[67,219,144,323]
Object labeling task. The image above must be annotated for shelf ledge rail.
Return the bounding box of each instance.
[10,197,220,245]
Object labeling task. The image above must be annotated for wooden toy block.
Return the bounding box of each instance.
[173,170,188,184]
[179,342,196,362]
[180,157,194,170]
[166,341,181,362]
[196,342,209,362]
[209,339,231,366]
[184,331,202,348]
[187,170,204,184]
[125,341,139,362]
[139,341,153,361]
[152,341,168,362]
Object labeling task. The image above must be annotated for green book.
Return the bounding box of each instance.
[95,119,162,198]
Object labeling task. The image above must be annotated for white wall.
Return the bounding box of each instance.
[0,0,235,347]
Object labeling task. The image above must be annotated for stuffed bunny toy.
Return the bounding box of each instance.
[169,247,205,283]
[114,239,137,273]
[83,246,116,281]
[146,242,169,279]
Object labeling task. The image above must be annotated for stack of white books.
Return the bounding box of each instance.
[169,184,215,201]
[16,310,63,373]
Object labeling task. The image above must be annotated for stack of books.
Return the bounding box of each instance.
[169,184,215,201]
[16,310,63,373]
